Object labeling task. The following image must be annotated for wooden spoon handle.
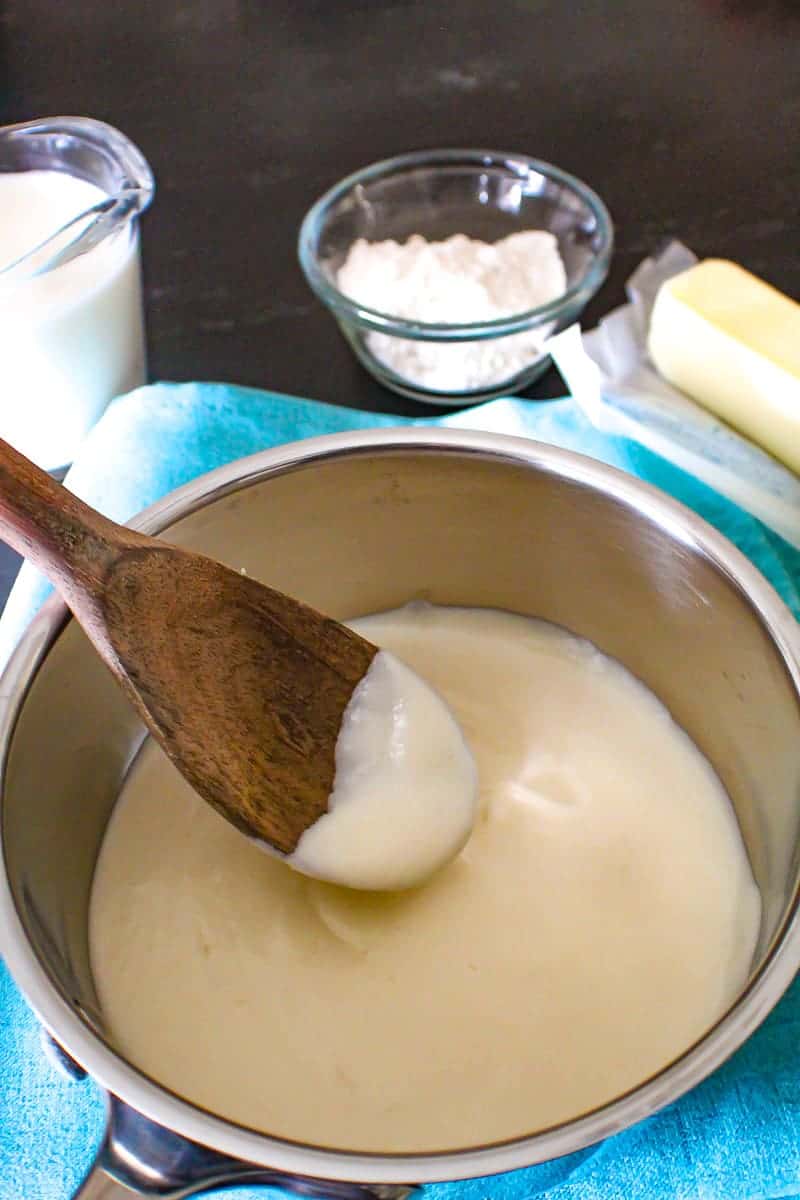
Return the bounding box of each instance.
[0,436,126,606]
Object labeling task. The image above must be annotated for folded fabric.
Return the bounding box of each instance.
[1,381,798,1200]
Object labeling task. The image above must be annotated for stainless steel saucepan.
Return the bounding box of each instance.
[1,429,799,1198]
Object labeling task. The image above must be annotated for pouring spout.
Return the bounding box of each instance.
[0,115,154,285]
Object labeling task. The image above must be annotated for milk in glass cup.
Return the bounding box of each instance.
[0,117,154,469]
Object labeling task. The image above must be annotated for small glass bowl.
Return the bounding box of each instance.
[298,148,613,405]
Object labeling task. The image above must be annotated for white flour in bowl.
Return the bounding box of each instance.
[336,231,566,393]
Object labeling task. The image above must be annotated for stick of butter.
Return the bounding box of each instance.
[648,259,800,476]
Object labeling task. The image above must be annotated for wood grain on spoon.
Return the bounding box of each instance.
[0,436,378,854]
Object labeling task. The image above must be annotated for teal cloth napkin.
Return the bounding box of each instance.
[1,381,799,1200]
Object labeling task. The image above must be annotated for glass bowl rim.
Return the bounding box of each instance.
[297,148,614,341]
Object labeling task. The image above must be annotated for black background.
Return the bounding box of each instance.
[0,0,798,597]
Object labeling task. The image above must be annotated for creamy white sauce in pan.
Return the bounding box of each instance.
[90,604,760,1152]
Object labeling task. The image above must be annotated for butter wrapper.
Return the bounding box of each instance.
[549,241,800,550]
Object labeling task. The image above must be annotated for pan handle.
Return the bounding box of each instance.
[75,1162,416,1200]
[72,1093,417,1200]
[72,1168,136,1199]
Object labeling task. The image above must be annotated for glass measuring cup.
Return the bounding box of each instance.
[0,117,154,469]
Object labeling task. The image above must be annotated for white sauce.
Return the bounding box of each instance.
[336,232,566,393]
[0,171,146,468]
[289,650,478,890]
[90,604,760,1152]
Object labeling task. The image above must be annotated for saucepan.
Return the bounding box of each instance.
[1,428,799,1198]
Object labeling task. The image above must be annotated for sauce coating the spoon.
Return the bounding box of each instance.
[289,648,478,889]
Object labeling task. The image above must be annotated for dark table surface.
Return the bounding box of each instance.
[0,0,798,609]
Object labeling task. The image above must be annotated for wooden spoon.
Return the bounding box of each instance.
[0,436,379,856]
